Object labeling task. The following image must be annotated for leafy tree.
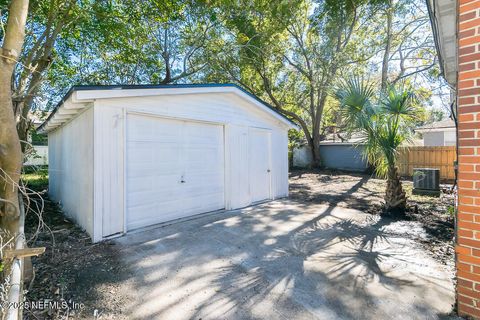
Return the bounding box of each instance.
[12,0,92,149]
[336,78,418,213]
[375,0,438,88]
[424,108,445,123]
[206,0,381,167]
[11,0,219,159]
[45,0,215,87]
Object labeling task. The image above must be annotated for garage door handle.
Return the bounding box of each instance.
[267,169,271,173]
[181,180,186,183]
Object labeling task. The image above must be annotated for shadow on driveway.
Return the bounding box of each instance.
[112,175,456,319]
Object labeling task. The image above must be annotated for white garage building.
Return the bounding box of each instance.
[38,84,295,242]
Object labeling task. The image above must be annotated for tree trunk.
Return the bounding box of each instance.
[16,95,35,153]
[0,0,29,235]
[309,88,330,168]
[384,165,407,214]
[306,137,322,168]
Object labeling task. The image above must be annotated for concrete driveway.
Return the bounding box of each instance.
[114,199,455,320]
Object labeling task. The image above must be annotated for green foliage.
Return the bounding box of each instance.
[447,205,455,217]
[5,0,446,165]
[288,129,304,150]
[415,108,445,128]
[204,0,387,165]
[41,0,219,108]
[30,131,48,146]
[336,78,418,177]
[21,168,49,189]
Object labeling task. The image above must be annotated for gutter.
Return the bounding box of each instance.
[426,0,446,79]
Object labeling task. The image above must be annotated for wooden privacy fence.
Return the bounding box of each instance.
[397,146,457,181]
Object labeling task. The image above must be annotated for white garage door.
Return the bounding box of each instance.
[126,114,225,230]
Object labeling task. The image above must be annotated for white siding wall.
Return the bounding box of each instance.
[423,131,445,146]
[93,105,124,241]
[444,131,456,146]
[271,129,289,198]
[48,108,94,236]
[422,131,456,146]
[49,91,290,241]
[94,92,289,237]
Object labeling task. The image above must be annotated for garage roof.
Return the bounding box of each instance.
[38,83,298,133]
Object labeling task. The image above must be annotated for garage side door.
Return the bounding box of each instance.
[249,128,271,203]
[126,114,225,230]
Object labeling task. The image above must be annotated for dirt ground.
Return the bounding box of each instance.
[289,169,456,276]
[22,169,456,319]
[23,176,131,319]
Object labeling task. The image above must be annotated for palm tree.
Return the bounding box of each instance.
[335,78,418,214]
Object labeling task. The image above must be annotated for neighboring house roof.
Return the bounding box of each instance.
[416,119,456,133]
[426,0,457,86]
[297,135,422,147]
[319,135,423,146]
[320,133,366,145]
[37,83,298,133]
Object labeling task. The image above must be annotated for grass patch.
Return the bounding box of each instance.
[22,167,48,190]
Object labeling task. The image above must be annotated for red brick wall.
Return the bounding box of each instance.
[457,0,480,318]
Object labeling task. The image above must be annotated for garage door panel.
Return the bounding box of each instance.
[127,201,184,230]
[126,114,225,231]
[184,162,222,174]
[184,173,223,187]
[185,122,222,138]
[127,188,184,207]
[183,193,225,214]
[127,145,182,178]
[127,166,157,179]
[127,176,153,193]
[185,148,223,165]
[128,143,181,162]
[151,120,183,137]
[128,115,182,141]
[151,144,182,158]
[127,193,183,210]
[128,174,181,194]
[183,183,223,196]
[127,152,151,166]
[127,204,156,230]
[129,160,182,174]
[127,120,154,140]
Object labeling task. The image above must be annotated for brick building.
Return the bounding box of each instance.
[427,0,480,317]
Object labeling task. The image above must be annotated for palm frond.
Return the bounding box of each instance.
[336,78,417,179]
[381,83,418,121]
[335,77,376,134]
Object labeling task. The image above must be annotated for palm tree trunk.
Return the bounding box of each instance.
[384,165,406,213]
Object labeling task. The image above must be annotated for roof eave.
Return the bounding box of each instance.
[426,0,457,87]
[416,127,456,133]
[37,84,299,133]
